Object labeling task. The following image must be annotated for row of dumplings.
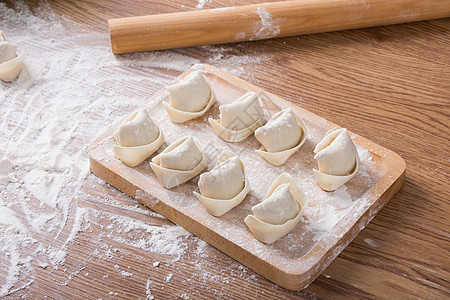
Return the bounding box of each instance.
[116,127,306,243]
[112,70,360,243]
[115,70,359,190]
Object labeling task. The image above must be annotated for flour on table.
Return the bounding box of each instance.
[146,278,154,300]
[0,1,269,297]
[121,270,133,277]
[363,237,380,248]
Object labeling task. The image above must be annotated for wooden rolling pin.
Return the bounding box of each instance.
[108,0,450,54]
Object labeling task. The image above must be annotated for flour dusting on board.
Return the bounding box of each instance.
[90,65,383,278]
[0,1,271,297]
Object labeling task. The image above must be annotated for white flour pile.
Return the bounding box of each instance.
[0,2,271,297]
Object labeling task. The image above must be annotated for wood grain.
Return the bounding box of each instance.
[108,0,450,53]
[2,0,450,299]
[88,64,406,290]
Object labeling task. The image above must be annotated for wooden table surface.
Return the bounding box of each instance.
[2,0,449,299]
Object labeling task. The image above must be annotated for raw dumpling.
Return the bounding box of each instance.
[113,109,164,167]
[313,128,359,191]
[150,136,207,188]
[209,91,263,142]
[255,107,307,165]
[0,30,24,82]
[252,183,299,225]
[194,151,250,216]
[244,173,307,244]
[198,155,243,199]
[163,70,216,123]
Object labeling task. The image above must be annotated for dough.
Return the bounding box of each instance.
[313,128,359,191]
[0,30,24,82]
[113,109,164,167]
[199,156,244,199]
[194,151,250,216]
[150,136,207,188]
[159,136,202,171]
[208,91,263,142]
[168,70,210,112]
[244,173,307,244]
[252,183,299,225]
[163,70,216,123]
[255,107,308,165]
[115,109,159,147]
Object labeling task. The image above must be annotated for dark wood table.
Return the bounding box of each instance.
[2,0,449,298]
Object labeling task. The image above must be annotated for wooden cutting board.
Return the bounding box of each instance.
[88,64,406,290]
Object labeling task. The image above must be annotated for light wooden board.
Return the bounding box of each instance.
[88,64,406,290]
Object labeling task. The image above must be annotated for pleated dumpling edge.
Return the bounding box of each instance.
[0,30,24,82]
[208,91,264,143]
[150,136,208,189]
[255,107,308,166]
[313,128,359,191]
[163,70,216,123]
[113,109,165,167]
[193,151,250,217]
[244,173,307,244]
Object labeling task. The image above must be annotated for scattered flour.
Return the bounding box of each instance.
[65,207,90,244]
[146,278,154,300]
[0,1,382,298]
[251,7,281,40]
[0,2,271,296]
[196,0,212,10]
[0,159,13,174]
[121,271,133,278]
[363,238,380,248]
[105,214,191,257]
[0,207,35,296]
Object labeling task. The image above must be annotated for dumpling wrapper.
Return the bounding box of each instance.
[313,128,359,191]
[163,70,216,123]
[244,173,307,244]
[198,155,244,199]
[208,91,263,142]
[0,33,17,63]
[0,31,24,82]
[115,109,159,147]
[193,151,250,217]
[150,136,207,188]
[255,108,308,166]
[113,109,165,167]
[252,183,299,225]
[159,136,203,171]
